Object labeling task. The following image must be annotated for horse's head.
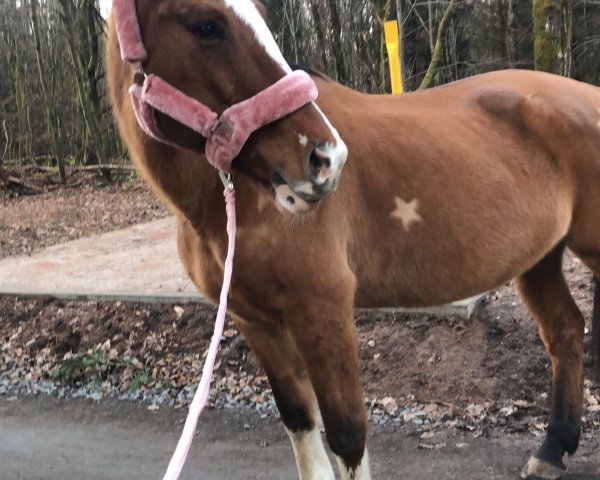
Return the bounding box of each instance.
[132,0,347,213]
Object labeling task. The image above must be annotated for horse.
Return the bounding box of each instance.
[106,1,600,478]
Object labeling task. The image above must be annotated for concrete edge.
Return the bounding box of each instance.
[0,290,487,319]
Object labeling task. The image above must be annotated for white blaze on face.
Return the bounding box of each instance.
[222,0,349,164]
[310,101,348,174]
[285,427,336,480]
[222,0,292,74]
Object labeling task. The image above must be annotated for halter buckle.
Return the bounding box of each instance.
[211,118,234,142]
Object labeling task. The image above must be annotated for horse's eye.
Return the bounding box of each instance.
[193,21,224,41]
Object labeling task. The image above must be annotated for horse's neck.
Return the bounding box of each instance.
[106,19,225,234]
[136,143,224,230]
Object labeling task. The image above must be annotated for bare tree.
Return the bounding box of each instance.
[29,0,66,181]
[533,0,573,76]
[418,0,459,90]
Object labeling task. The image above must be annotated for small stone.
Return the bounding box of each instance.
[381,396,398,414]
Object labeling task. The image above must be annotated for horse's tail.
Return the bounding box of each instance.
[593,276,600,381]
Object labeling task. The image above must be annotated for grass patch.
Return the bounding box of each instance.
[128,371,152,393]
[51,348,130,385]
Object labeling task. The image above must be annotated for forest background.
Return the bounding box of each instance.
[0,0,595,181]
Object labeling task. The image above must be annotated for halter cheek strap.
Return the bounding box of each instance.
[112,0,146,64]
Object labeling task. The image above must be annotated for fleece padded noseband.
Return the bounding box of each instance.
[130,70,318,172]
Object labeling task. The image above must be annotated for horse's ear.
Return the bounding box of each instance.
[252,0,269,21]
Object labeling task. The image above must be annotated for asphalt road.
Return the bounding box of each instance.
[1,396,599,480]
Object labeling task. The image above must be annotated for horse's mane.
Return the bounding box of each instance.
[289,63,331,82]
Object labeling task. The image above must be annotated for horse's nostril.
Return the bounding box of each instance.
[309,149,331,176]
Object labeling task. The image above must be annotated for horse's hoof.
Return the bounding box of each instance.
[520,456,567,479]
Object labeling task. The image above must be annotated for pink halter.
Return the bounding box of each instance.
[112,1,319,479]
[112,0,318,173]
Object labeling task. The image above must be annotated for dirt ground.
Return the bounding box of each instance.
[0,168,168,259]
[1,170,599,429]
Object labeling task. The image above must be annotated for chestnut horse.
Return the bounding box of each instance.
[107,1,600,478]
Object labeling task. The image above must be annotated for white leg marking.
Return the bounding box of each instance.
[335,450,372,480]
[285,427,335,480]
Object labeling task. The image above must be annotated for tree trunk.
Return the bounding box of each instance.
[418,0,458,90]
[532,0,573,76]
[395,0,407,92]
[29,0,65,182]
[593,277,600,381]
[505,0,517,67]
[328,0,346,83]
[309,0,330,72]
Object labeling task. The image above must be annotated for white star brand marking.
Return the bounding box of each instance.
[298,133,308,147]
[391,197,423,231]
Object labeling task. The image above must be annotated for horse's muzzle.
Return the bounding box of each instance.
[273,168,339,213]
[272,141,347,213]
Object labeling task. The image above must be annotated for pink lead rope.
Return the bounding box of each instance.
[111,0,319,478]
[162,184,235,480]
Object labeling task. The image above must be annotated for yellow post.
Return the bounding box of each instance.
[384,20,402,94]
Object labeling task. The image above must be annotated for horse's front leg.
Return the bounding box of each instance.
[286,283,372,480]
[236,317,336,480]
